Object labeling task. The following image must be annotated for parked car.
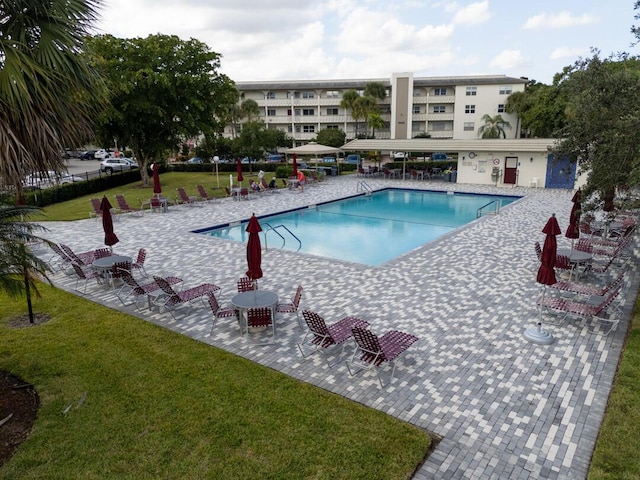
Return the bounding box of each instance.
[187,157,203,164]
[94,149,110,160]
[321,156,336,163]
[266,154,283,162]
[23,171,83,187]
[79,150,97,160]
[100,157,139,173]
[345,154,361,164]
[394,152,406,159]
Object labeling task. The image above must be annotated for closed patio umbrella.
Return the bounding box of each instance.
[292,153,298,177]
[100,195,119,249]
[565,189,581,253]
[246,214,263,286]
[236,158,244,186]
[536,213,561,322]
[152,163,161,198]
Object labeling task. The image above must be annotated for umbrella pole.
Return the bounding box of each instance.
[538,286,546,323]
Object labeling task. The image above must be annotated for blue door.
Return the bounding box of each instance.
[545,155,575,189]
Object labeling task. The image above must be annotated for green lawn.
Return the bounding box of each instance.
[588,294,640,479]
[0,285,431,479]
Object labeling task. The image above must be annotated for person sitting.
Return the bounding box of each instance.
[268,178,277,189]
[249,180,261,192]
[297,170,306,192]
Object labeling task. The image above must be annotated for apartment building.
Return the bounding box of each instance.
[233,72,527,143]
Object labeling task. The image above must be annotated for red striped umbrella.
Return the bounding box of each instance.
[245,214,263,284]
[236,158,244,185]
[537,214,560,321]
[100,196,119,248]
[152,163,162,197]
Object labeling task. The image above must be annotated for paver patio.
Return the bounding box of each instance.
[39,175,638,479]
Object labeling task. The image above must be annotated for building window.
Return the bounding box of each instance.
[434,88,447,96]
[287,109,292,116]
[302,125,315,133]
[464,122,475,131]
[412,105,421,114]
[266,92,275,99]
[433,105,446,113]
[326,125,339,130]
[497,104,505,113]
[267,109,276,116]
[465,105,475,114]
[466,86,477,96]
[302,108,315,116]
[326,90,339,99]
[326,108,338,115]
[288,125,293,133]
[431,122,446,131]
[499,86,512,95]
[302,91,315,99]
[294,108,301,116]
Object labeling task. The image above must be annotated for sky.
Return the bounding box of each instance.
[95,0,637,85]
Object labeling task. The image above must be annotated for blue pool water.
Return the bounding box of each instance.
[198,189,519,266]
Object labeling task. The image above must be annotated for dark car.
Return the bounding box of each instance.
[79,150,97,160]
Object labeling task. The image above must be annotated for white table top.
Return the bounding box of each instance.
[557,248,592,262]
[92,255,132,269]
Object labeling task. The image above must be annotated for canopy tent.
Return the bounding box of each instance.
[284,142,342,155]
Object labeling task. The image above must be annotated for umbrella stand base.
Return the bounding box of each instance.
[523,322,555,345]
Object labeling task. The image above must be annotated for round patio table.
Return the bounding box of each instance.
[231,291,278,334]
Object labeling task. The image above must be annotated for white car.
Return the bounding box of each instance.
[94,149,110,159]
[100,157,139,173]
[23,171,83,187]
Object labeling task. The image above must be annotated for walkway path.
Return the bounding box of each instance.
[41,175,637,479]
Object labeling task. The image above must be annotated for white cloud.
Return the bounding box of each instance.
[452,1,491,26]
[489,50,528,70]
[523,11,598,30]
[549,46,590,60]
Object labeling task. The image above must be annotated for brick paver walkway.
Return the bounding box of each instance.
[40,175,637,479]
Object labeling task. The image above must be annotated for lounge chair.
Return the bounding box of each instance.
[537,284,623,336]
[71,263,105,293]
[152,276,221,319]
[297,310,369,368]
[206,293,238,335]
[549,267,627,299]
[60,244,98,267]
[346,326,419,387]
[115,194,143,216]
[176,187,200,207]
[89,198,103,219]
[116,269,182,310]
[48,243,75,272]
[260,177,279,193]
[275,285,303,328]
[130,248,148,277]
[196,184,218,203]
[237,276,257,292]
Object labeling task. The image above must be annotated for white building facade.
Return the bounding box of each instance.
[232,73,527,143]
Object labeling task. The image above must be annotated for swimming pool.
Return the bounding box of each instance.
[198,189,519,266]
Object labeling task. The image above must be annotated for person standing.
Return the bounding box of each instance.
[297,170,306,192]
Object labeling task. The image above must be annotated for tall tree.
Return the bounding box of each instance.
[0,202,51,323]
[506,81,568,138]
[364,82,386,101]
[340,90,361,138]
[240,99,260,122]
[477,114,512,138]
[86,34,237,186]
[367,113,386,138]
[315,128,346,148]
[0,0,103,201]
[552,53,640,211]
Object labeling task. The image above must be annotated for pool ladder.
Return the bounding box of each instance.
[357,180,373,195]
[264,223,302,251]
[477,200,501,218]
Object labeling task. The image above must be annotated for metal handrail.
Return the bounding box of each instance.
[264,223,302,251]
[477,200,500,218]
[357,181,372,194]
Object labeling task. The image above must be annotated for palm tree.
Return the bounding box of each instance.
[367,112,386,138]
[240,99,260,122]
[0,0,104,201]
[0,203,52,323]
[477,114,512,139]
[340,90,360,138]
